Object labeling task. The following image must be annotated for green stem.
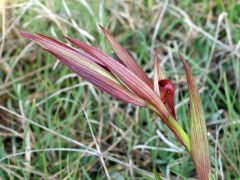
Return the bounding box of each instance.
[148,104,191,152]
[167,116,191,152]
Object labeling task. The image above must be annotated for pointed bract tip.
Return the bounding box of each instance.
[20,31,36,40]
[63,35,72,41]
[178,49,183,55]
[178,51,186,63]
[98,24,106,32]
[154,48,158,56]
[98,25,110,36]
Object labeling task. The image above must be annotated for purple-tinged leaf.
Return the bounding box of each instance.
[20,32,146,106]
[99,26,153,89]
[179,54,211,180]
[36,33,107,69]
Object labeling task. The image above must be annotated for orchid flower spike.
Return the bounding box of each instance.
[21,26,211,179]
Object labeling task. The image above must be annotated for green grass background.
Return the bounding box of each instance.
[0,0,239,179]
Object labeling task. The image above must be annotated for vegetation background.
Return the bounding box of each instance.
[0,0,239,179]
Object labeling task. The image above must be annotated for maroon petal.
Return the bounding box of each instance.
[159,79,176,119]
